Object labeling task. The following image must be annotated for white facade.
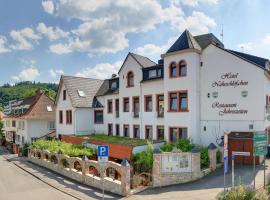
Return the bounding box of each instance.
[56,31,270,147]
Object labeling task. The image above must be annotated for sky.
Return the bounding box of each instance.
[0,0,270,85]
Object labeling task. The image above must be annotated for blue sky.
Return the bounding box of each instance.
[0,0,270,85]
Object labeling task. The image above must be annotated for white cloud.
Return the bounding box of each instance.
[0,36,10,53]
[238,42,253,52]
[48,0,217,55]
[12,67,40,82]
[49,69,64,78]
[75,61,123,79]
[42,0,55,14]
[10,27,41,50]
[134,37,177,57]
[262,35,270,45]
[37,23,69,41]
[173,0,219,7]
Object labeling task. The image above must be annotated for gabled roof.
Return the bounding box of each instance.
[95,77,119,97]
[225,49,269,69]
[194,33,224,49]
[166,30,201,53]
[59,75,103,108]
[130,53,156,68]
[118,52,157,73]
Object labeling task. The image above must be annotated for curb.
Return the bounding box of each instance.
[2,154,82,200]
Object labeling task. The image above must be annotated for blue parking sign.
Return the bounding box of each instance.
[98,145,109,157]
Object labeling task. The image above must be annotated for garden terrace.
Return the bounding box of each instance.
[30,139,96,158]
[79,134,162,146]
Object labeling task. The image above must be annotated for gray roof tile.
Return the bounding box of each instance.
[62,76,103,108]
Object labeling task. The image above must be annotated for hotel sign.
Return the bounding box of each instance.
[212,72,248,88]
[212,102,248,116]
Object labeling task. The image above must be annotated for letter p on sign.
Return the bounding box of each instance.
[98,145,109,157]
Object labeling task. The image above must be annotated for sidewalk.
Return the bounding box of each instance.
[0,147,120,200]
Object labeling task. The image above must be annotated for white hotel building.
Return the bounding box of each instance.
[56,30,270,147]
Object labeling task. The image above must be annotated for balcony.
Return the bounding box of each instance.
[133,111,139,118]
[157,110,164,118]
[115,110,119,118]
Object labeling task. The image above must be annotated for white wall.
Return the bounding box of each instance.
[75,108,94,135]
[163,51,201,144]
[56,83,75,136]
[200,44,267,146]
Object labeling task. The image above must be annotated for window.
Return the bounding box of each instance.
[107,99,113,113]
[133,125,140,139]
[12,120,16,128]
[156,94,164,117]
[115,99,119,117]
[127,71,134,87]
[59,110,63,124]
[66,110,72,124]
[133,97,139,117]
[179,92,188,111]
[145,126,153,140]
[148,70,157,78]
[22,136,25,144]
[110,81,117,89]
[47,106,53,112]
[168,91,188,112]
[78,90,85,97]
[144,95,152,112]
[6,120,10,128]
[169,62,177,77]
[108,123,113,136]
[179,60,187,76]
[169,127,188,143]
[115,124,120,136]
[48,121,55,130]
[63,90,66,100]
[94,110,103,124]
[123,97,129,112]
[157,126,164,141]
[124,124,130,137]
[169,93,177,111]
[18,121,25,130]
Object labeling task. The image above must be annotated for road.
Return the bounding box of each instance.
[0,154,76,200]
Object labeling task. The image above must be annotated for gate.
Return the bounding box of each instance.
[228,132,259,164]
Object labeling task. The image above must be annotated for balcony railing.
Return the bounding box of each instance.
[157,110,164,118]
[133,111,139,118]
[115,110,119,118]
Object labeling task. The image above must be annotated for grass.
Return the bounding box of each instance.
[79,134,162,146]
[30,139,96,158]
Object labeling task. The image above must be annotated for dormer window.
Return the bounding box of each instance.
[169,62,177,77]
[47,106,52,112]
[78,90,85,97]
[127,71,134,87]
[179,60,187,76]
[110,81,117,89]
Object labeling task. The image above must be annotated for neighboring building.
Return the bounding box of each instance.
[55,76,103,136]
[3,90,56,146]
[3,100,23,115]
[55,29,270,148]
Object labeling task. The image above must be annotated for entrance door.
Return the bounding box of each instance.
[228,132,259,165]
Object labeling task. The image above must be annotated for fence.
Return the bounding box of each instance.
[28,149,130,196]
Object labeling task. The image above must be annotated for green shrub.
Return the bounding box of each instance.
[200,147,209,169]
[30,139,96,158]
[160,143,175,152]
[132,141,153,173]
[175,139,195,152]
[217,149,222,163]
[22,143,29,157]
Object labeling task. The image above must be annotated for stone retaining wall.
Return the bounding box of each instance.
[28,149,130,196]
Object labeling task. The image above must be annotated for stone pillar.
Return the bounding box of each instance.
[121,159,130,196]
[191,146,201,175]
[208,143,217,171]
[152,150,162,187]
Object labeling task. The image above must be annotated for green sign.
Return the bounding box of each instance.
[253,131,268,156]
